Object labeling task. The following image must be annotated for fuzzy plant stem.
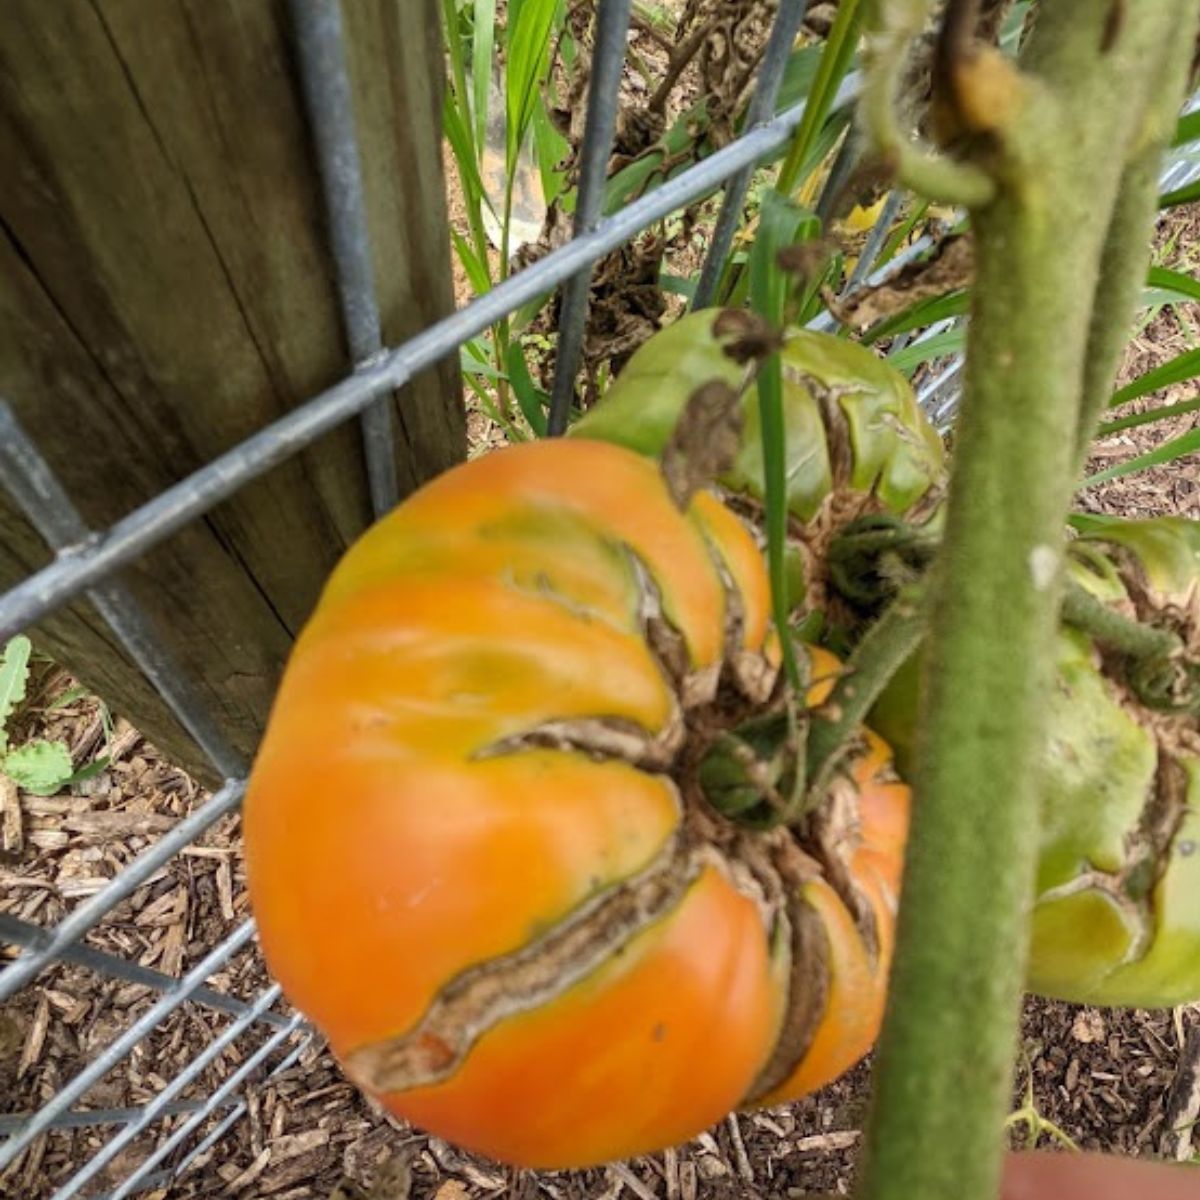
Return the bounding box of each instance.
[1061,583,1182,662]
[1073,47,1199,469]
[806,585,927,793]
[853,5,1200,1200]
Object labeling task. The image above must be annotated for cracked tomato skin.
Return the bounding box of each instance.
[244,438,909,1169]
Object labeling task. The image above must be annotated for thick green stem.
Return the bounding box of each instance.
[1061,583,1182,661]
[1073,34,1198,470]
[854,5,1200,1200]
[806,585,928,793]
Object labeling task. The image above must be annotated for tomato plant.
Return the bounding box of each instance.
[868,514,1200,1009]
[244,437,910,1169]
[572,311,1200,1017]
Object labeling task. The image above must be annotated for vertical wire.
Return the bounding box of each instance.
[546,0,635,435]
[288,0,399,515]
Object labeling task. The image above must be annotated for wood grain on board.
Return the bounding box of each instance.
[0,0,465,784]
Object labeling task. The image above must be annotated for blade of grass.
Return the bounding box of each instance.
[1096,395,1200,436]
[772,44,825,114]
[441,12,496,281]
[721,175,830,310]
[877,198,929,270]
[660,272,698,300]
[443,101,490,223]
[1145,264,1200,304]
[502,0,558,309]
[472,0,497,154]
[0,634,32,755]
[1159,177,1200,209]
[452,230,493,295]
[472,383,529,444]
[1083,426,1200,486]
[531,96,570,207]
[505,341,549,436]
[505,0,557,174]
[460,352,506,382]
[863,291,971,343]
[887,327,966,374]
[1110,343,1200,406]
[776,0,863,197]
[749,190,812,694]
[853,247,1182,348]
[442,0,473,128]
[1173,107,1200,146]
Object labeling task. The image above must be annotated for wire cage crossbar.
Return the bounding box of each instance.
[2,2,1199,1196]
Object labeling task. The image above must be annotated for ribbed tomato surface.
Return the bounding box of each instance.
[244,438,909,1168]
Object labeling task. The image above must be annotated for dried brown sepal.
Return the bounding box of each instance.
[711,308,785,363]
[661,380,746,510]
[832,233,975,332]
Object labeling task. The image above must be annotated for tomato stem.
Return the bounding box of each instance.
[805,584,928,795]
[853,6,1200,1200]
[1060,583,1200,714]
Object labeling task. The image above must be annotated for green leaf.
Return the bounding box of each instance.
[471,0,496,155]
[749,190,811,695]
[1110,344,1200,407]
[770,44,824,115]
[1172,108,1200,147]
[505,341,548,437]
[1066,511,1124,536]
[4,740,74,796]
[660,272,698,300]
[66,757,110,786]
[1083,426,1200,487]
[460,349,506,381]
[443,92,489,217]
[451,230,493,295]
[45,685,91,712]
[1159,177,1200,210]
[838,262,1190,357]
[1144,265,1200,304]
[863,291,971,343]
[531,97,569,208]
[476,388,529,444]
[0,635,32,756]
[601,46,846,219]
[878,199,930,270]
[887,328,966,375]
[776,0,862,197]
[505,0,557,173]
[1096,396,1200,436]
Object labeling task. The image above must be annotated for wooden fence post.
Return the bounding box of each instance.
[0,0,465,785]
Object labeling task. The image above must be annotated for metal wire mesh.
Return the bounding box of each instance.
[2,2,1198,1195]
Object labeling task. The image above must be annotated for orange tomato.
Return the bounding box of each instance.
[244,439,909,1169]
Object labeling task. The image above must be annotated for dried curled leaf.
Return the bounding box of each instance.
[662,381,746,509]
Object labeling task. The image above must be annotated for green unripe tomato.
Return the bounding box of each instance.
[569,309,946,524]
[869,515,1200,1010]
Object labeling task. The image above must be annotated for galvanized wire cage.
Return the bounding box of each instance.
[2,2,1199,1196]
